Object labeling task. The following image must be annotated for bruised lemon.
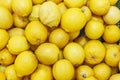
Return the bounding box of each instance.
[12,0,32,17]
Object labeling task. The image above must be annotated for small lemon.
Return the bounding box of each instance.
[29,4,41,21]
[7,36,30,55]
[14,51,38,77]
[64,0,84,8]
[0,6,13,29]
[5,64,22,80]
[25,21,48,45]
[103,6,120,24]
[84,40,106,65]
[85,20,104,39]
[93,63,112,80]
[0,48,16,66]
[63,42,85,66]
[102,25,120,43]
[109,74,120,80]
[0,29,9,50]
[31,64,53,80]
[32,0,45,4]
[53,59,74,80]
[8,28,25,38]
[88,0,110,15]
[35,43,59,65]
[58,2,67,15]
[13,13,29,28]
[76,65,94,80]
[49,28,69,49]
[12,0,32,17]
[61,8,86,32]
[0,71,6,80]
[39,1,61,28]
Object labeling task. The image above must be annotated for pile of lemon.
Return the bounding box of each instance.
[0,0,120,80]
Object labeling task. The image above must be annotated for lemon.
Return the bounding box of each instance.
[0,71,6,80]
[0,48,15,66]
[14,51,38,77]
[8,28,25,38]
[109,74,120,80]
[12,0,32,17]
[93,63,112,80]
[85,20,104,39]
[102,25,120,43]
[63,42,85,66]
[88,0,110,15]
[25,21,48,45]
[103,6,120,24]
[39,1,61,28]
[5,64,22,80]
[52,59,74,80]
[76,65,94,80]
[35,43,59,65]
[58,2,67,15]
[13,13,29,28]
[0,0,12,12]
[105,46,120,67]
[32,0,45,4]
[69,31,80,41]
[29,4,41,21]
[0,6,13,29]
[0,29,9,50]
[109,0,118,5]
[47,0,62,4]
[84,40,106,65]
[81,6,92,22]
[75,36,89,47]
[49,28,69,49]
[64,0,84,8]
[7,36,30,55]
[31,64,53,80]
[61,8,86,32]
[84,76,97,80]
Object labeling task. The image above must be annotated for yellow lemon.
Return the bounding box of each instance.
[58,2,67,15]
[29,4,41,21]
[32,0,45,4]
[93,63,112,80]
[52,59,74,80]
[39,1,61,28]
[0,71,6,80]
[85,20,104,39]
[0,6,13,29]
[7,36,30,55]
[109,74,120,80]
[84,76,97,80]
[76,65,94,80]
[49,28,69,49]
[88,0,110,15]
[109,0,118,5]
[63,42,85,66]
[25,21,48,45]
[61,8,86,32]
[8,28,25,38]
[5,64,22,80]
[13,13,29,28]
[35,43,59,65]
[84,40,106,65]
[12,0,32,17]
[102,25,120,43]
[0,48,15,66]
[103,6,120,24]
[0,29,9,50]
[14,51,38,77]
[0,0,12,12]
[64,0,84,8]
[31,64,53,80]
[105,46,120,67]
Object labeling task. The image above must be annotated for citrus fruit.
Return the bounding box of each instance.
[35,43,59,65]
[58,2,67,15]
[63,42,85,66]
[52,59,74,80]
[14,51,38,77]
[61,8,86,32]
